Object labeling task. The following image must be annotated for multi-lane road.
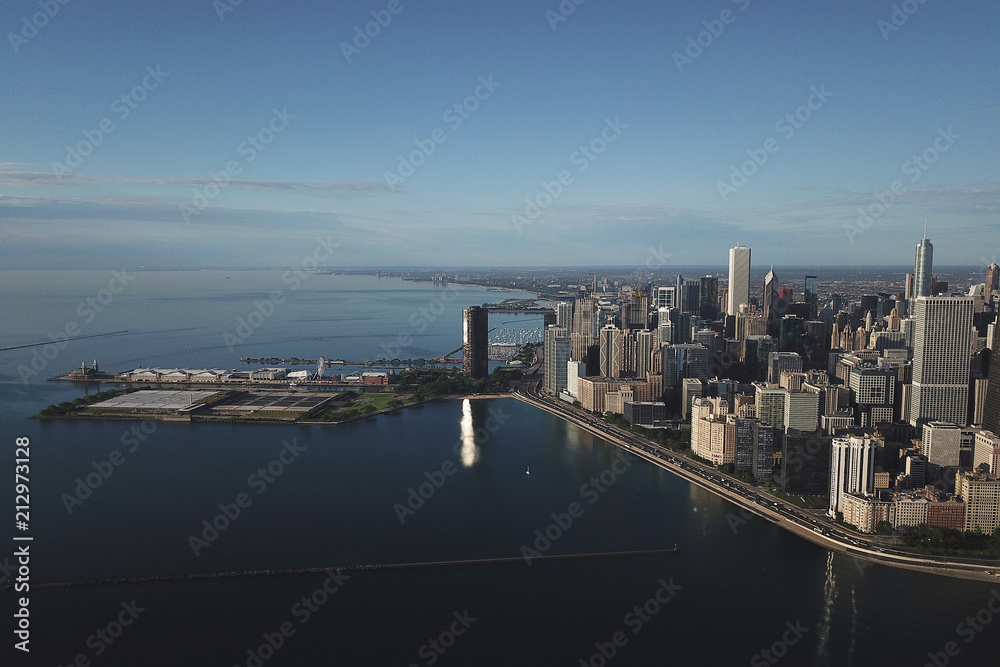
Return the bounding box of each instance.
[510,373,1000,582]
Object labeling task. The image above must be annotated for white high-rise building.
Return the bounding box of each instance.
[829,435,875,517]
[654,286,676,309]
[909,296,974,426]
[556,301,573,329]
[727,245,751,316]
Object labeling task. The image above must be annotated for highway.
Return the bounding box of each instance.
[510,372,1000,582]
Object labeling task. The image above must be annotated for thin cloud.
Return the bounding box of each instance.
[121,177,399,197]
[0,170,398,198]
[0,171,92,187]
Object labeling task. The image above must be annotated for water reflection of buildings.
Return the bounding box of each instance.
[459,399,480,467]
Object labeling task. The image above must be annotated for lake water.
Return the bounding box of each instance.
[0,271,998,666]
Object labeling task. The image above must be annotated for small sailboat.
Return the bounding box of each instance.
[525,465,531,475]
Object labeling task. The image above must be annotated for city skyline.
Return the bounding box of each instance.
[1,1,998,269]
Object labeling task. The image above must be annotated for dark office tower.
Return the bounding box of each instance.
[751,420,776,484]
[462,306,489,379]
[699,275,719,320]
[622,292,649,331]
[743,335,775,382]
[779,316,804,354]
[681,279,701,315]
[914,235,934,299]
[986,264,999,309]
[780,429,832,495]
[983,318,1000,435]
[764,267,779,338]
[804,275,819,320]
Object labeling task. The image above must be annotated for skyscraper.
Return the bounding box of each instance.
[914,235,934,299]
[727,245,751,316]
[986,263,999,308]
[462,306,489,379]
[909,296,974,426]
[699,275,719,319]
[635,329,656,379]
[829,435,875,517]
[804,275,818,319]
[599,324,622,378]
[983,316,1000,435]
[543,325,571,395]
[654,286,676,310]
[556,301,573,329]
[763,266,779,338]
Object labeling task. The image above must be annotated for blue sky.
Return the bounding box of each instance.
[0,0,997,268]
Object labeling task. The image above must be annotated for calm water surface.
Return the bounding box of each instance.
[0,271,998,665]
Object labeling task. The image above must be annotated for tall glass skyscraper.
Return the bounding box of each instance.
[804,275,819,319]
[914,236,934,299]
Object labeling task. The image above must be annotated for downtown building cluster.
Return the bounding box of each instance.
[541,238,1000,536]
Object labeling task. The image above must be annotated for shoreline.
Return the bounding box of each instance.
[30,388,1000,580]
[510,391,1000,584]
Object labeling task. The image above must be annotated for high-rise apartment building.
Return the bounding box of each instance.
[543,326,571,395]
[654,286,676,310]
[556,301,573,329]
[829,435,875,517]
[462,306,489,379]
[957,469,1000,533]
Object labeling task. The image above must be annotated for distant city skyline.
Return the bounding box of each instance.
[1,1,998,268]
